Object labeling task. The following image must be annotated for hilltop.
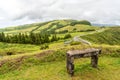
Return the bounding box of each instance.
[0,20,99,34]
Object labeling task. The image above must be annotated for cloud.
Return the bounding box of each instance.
[0,0,120,27]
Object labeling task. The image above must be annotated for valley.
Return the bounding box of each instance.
[0,20,120,80]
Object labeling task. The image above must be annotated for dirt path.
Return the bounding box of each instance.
[74,28,106,44]
[68,28,107,46]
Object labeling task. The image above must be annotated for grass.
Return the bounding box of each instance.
[55,24,99,32]
[0,23,39,34]
[81,27,120,45]
[0,55,119,80]
[5,26,36,34]
[34,21,53,33]
[55,32,87,38]
[0,19,99,34]
[1,37,119,56]
[0,21,120,80]
[0,42,40,56]
[0,41,119,80]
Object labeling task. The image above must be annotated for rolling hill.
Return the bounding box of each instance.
[0,20,99,34]
[81,27,120,45]
[0,19,120,80]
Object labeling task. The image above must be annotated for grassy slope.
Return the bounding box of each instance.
[81,27,120,45]
[0,48,120,80]
[55,24,99,32]
[0,23,39,34]
[0,20,99,34]
[4,26,36,34]
[0,42,40,56]
[0,42,120,80]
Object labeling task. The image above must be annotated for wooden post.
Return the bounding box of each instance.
[66,53,74,76]
[69,57,74,76]
[91,54,98,68]
[66,53,69,72]
[66,53,71,73]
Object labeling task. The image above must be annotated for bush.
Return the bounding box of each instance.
[70,41,81,45]
[70,20,91,26]
[51,34,58,42]
[73,28,77,31]
[6,51,14,55]
[58,30,68,34]
[5,49,15,55]
[40,44,49,50]
[79,29,95,32]
[64,34,72,39]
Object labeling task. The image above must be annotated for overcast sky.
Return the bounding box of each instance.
[0,0,120,28]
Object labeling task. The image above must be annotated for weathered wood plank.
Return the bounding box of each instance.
[66,48,101,76]
[67,48,100,56]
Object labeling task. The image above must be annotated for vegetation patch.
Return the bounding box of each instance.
[0,20,120,80]
[81,27,120,45]
[40,44,49,50]
[70,41,81,45]
[64,34,72,39]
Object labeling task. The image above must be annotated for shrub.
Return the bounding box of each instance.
[70,20,91,26]
[40,44,49,50]
[5,49,15,55]
[64,34,72,39]
[79,29,95,32]
[58,30,68,34]
[73,28,77,31]
[70,41,81,45]
[6,51,14,55]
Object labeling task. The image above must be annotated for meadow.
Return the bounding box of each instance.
[0,45,120,80]
[0,20,120,80]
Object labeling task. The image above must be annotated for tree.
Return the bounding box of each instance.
[0,32,5,42]
[64,34,72,39]
[51,34,58,42]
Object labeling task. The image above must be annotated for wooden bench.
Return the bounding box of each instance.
[66,48,101,76]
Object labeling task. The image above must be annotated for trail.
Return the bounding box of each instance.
[73,28,106,45]
[73,36,91,45]
[65,28,107,46]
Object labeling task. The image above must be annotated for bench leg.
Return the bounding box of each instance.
[91,55,98,68]
[66,54,69,72]
[69,63,74,76]
[67,62,74,76]
[66,54,74,76]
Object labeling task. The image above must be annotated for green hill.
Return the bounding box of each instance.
[0,19,120,80]
[0,20,99,34]
[81,27,120,45]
